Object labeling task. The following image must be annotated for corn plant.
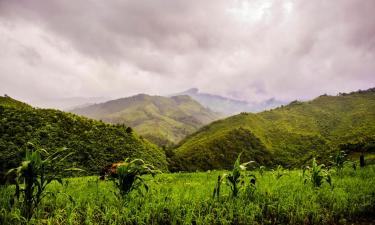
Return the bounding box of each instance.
[7,144,78,220]
[330,150,347,172]
[111,158,160,198]
[303,158,332,188]
[272,165,288,180]
[259,166,266,177]
[213,153,255,198]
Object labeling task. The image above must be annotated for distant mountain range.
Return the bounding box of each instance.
[29,97,111,110]
[171,88,287,115]
[70,94,221,146]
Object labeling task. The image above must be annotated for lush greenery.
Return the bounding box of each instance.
[71,94,221,147]
[1,89,375,224]
[6,145,78,219]
[0,96,167,184]
[111,158,160,198]
[173,88,375,171]
[1,163,374,224]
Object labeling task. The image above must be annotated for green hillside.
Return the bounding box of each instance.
[71,94,221,146]
[0,96,167,183]
[172,88,375,171]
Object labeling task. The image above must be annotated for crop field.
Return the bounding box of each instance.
[1,164,374,225]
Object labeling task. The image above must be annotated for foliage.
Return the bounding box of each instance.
[303,158,332,188]
[331,150,347,171]
[173,128,272,171]
[273,165,288,180]
[7,144,77,219]
[0,96,168,181]
[213,153,255,198]
[71,94,221,146]
[174,88,375,171]
[1,166,375,225]
[111,158,160,198]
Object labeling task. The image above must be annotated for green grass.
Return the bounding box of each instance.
[1,165,374,225]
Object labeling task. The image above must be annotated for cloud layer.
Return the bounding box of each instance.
[0,0,374,107]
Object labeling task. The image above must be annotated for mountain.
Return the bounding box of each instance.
[70,94,221,146]
[29,96,111,110]
[172,88,287,115]
[0,96,167,183]
[171,88,375,171]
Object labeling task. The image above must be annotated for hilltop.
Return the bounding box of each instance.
[172,88,375,171]
[0,96,167,183]
[71,94,221,146]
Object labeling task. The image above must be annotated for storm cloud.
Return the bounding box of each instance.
[0,0,374,108]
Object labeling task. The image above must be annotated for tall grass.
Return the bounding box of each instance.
[1,165,374,224]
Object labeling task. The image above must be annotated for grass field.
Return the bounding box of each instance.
[1,165,374,225]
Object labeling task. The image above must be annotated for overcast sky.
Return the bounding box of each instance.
[0,0,374,107]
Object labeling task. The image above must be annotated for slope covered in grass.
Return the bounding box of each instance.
[71,94,221,146]
[173,88,375,171]
[0,96,167,183]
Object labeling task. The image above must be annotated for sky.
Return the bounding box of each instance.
[0,0,374,108]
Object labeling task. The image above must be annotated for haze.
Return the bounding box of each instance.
[0,0,374,109]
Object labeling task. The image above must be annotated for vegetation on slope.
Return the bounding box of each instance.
[173,88,375,171]
[71,94,221,146]
[0,96,168,183]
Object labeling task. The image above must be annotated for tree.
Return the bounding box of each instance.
[126,127,133,134]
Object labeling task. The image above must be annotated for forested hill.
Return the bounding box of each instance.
[172,88,375,171]
[71,94,221,147]
[0,96,168,182]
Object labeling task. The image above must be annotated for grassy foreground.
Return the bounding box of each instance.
[1,165,374,225]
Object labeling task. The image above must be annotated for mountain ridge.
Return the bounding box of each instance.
[70,94,221,146]
[171,88,287,115]
[171,88,375,171]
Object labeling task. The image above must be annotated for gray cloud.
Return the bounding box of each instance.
[0,0,374,108]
